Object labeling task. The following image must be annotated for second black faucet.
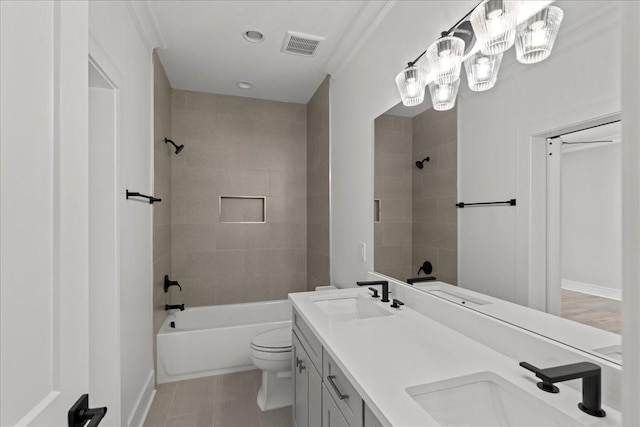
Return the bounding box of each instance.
[356,280,390,302]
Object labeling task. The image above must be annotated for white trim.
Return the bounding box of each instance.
[561,279,622,301]
[123,0,164,52]
[128,370,156,427]
[328,1,397,77]
[621,2,640,423]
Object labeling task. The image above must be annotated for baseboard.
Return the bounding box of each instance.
[562,279,622,301]
[128,370,156,427]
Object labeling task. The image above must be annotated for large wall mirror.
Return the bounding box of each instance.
[374,0,622,365]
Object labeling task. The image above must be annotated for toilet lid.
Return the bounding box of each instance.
[251,327,292,350]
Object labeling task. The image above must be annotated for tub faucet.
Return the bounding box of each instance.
[520,361,606,417]
[356,280,390,302]
[164,275,182,292]
[165,304,184,311]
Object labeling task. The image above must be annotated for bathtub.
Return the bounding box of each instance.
[157,299,292,384]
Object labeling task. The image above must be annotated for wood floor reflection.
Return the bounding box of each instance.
[561,289,622,334]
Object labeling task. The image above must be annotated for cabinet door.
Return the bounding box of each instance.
[322,385,350,427]
[308,361,322,426]
[363,403,384,427]
[293,334,309,427]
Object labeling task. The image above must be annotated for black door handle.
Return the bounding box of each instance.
[68,394,107,427]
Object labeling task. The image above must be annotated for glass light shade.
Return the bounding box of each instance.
[395,66,428,107]
[515,6,564,64]
[471,0,521,55]
[426,36,465,85]
[428,79,460,111]
[464,52,503,91]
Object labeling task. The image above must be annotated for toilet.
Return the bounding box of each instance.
[250,327,293,411]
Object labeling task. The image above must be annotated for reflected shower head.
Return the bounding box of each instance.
[164,138,185,155]
[415,157,430,169]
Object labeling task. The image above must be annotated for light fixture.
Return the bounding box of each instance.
[396,1,562,112]
[236,82,253,89]
[470,0,521,55]
[515,6,564,64]
[395,66,429,106]
[464,52,503,91]
[426,35,465,85]
[243,30,264,43]
[428,79,460,111]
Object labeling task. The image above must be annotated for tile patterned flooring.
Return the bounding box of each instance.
[144,370,292,427]
[561,289,622,334]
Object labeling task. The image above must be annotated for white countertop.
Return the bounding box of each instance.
[289,287,621,427]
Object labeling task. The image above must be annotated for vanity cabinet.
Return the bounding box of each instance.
[293,308,383,427]
[322,385,350,427]
[363,404,384,427]
[293,311,322,427]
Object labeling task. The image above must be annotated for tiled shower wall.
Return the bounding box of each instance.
[152,51,172,336]
[374,114,413,281]
[170,90,307,306]
[306,77,330,290]
[412,106,458,284]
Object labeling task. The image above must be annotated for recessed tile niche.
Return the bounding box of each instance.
[219,196,266,223]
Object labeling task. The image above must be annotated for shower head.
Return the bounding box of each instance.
[164,138,185,155]
[415,157,430,169]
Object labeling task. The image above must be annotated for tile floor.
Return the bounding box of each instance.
[144,370,292,427]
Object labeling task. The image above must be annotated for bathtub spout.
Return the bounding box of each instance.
[165,304,185,311]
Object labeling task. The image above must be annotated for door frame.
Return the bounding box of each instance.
[88,44,123,424]
[515,110,621,314]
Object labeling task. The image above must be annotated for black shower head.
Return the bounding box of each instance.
[415,157,430,169]
[164,138,185,155]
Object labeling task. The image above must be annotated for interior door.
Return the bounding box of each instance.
[0,1,92,424]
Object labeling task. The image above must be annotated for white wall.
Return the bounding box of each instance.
[561,143,622,298]
[330,0,476,287]
[89,2,157,425]
[457,3,621,305]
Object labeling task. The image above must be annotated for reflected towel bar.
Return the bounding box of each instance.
[456,199,516,208]
[126,189,161,204]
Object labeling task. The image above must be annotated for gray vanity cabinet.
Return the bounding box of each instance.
[293,308,385,427]
[293,311,322,427]
[322,385,350,427]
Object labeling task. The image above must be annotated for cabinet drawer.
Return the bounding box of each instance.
[323,350,363,427]
[293,308,323,375]
[322,385,350,427]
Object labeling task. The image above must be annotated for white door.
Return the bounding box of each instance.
[0,1,94,425]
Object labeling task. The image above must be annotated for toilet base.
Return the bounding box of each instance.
[256,369,293,411]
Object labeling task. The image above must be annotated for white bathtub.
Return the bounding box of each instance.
[157,299,292,384]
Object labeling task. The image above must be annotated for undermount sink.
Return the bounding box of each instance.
[313,295,392,321]
[406,372,583,427]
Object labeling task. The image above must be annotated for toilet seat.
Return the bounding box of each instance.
[251,327,292,352]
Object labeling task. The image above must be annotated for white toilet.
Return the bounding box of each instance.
[250,327,293,411]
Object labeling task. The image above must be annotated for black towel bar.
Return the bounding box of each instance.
[126,190,161,204]
[456,199,516,208]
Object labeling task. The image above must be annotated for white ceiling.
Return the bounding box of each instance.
[148,0,386,104]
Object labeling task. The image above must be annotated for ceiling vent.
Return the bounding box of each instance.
[281,31,324,57]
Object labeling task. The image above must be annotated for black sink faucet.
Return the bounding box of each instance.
[520,361,606,417]
[165,304,185,311]
[356,281,389,302]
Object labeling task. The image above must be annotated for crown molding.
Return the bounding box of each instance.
[124,0,165,52]
[324,0,397,77]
